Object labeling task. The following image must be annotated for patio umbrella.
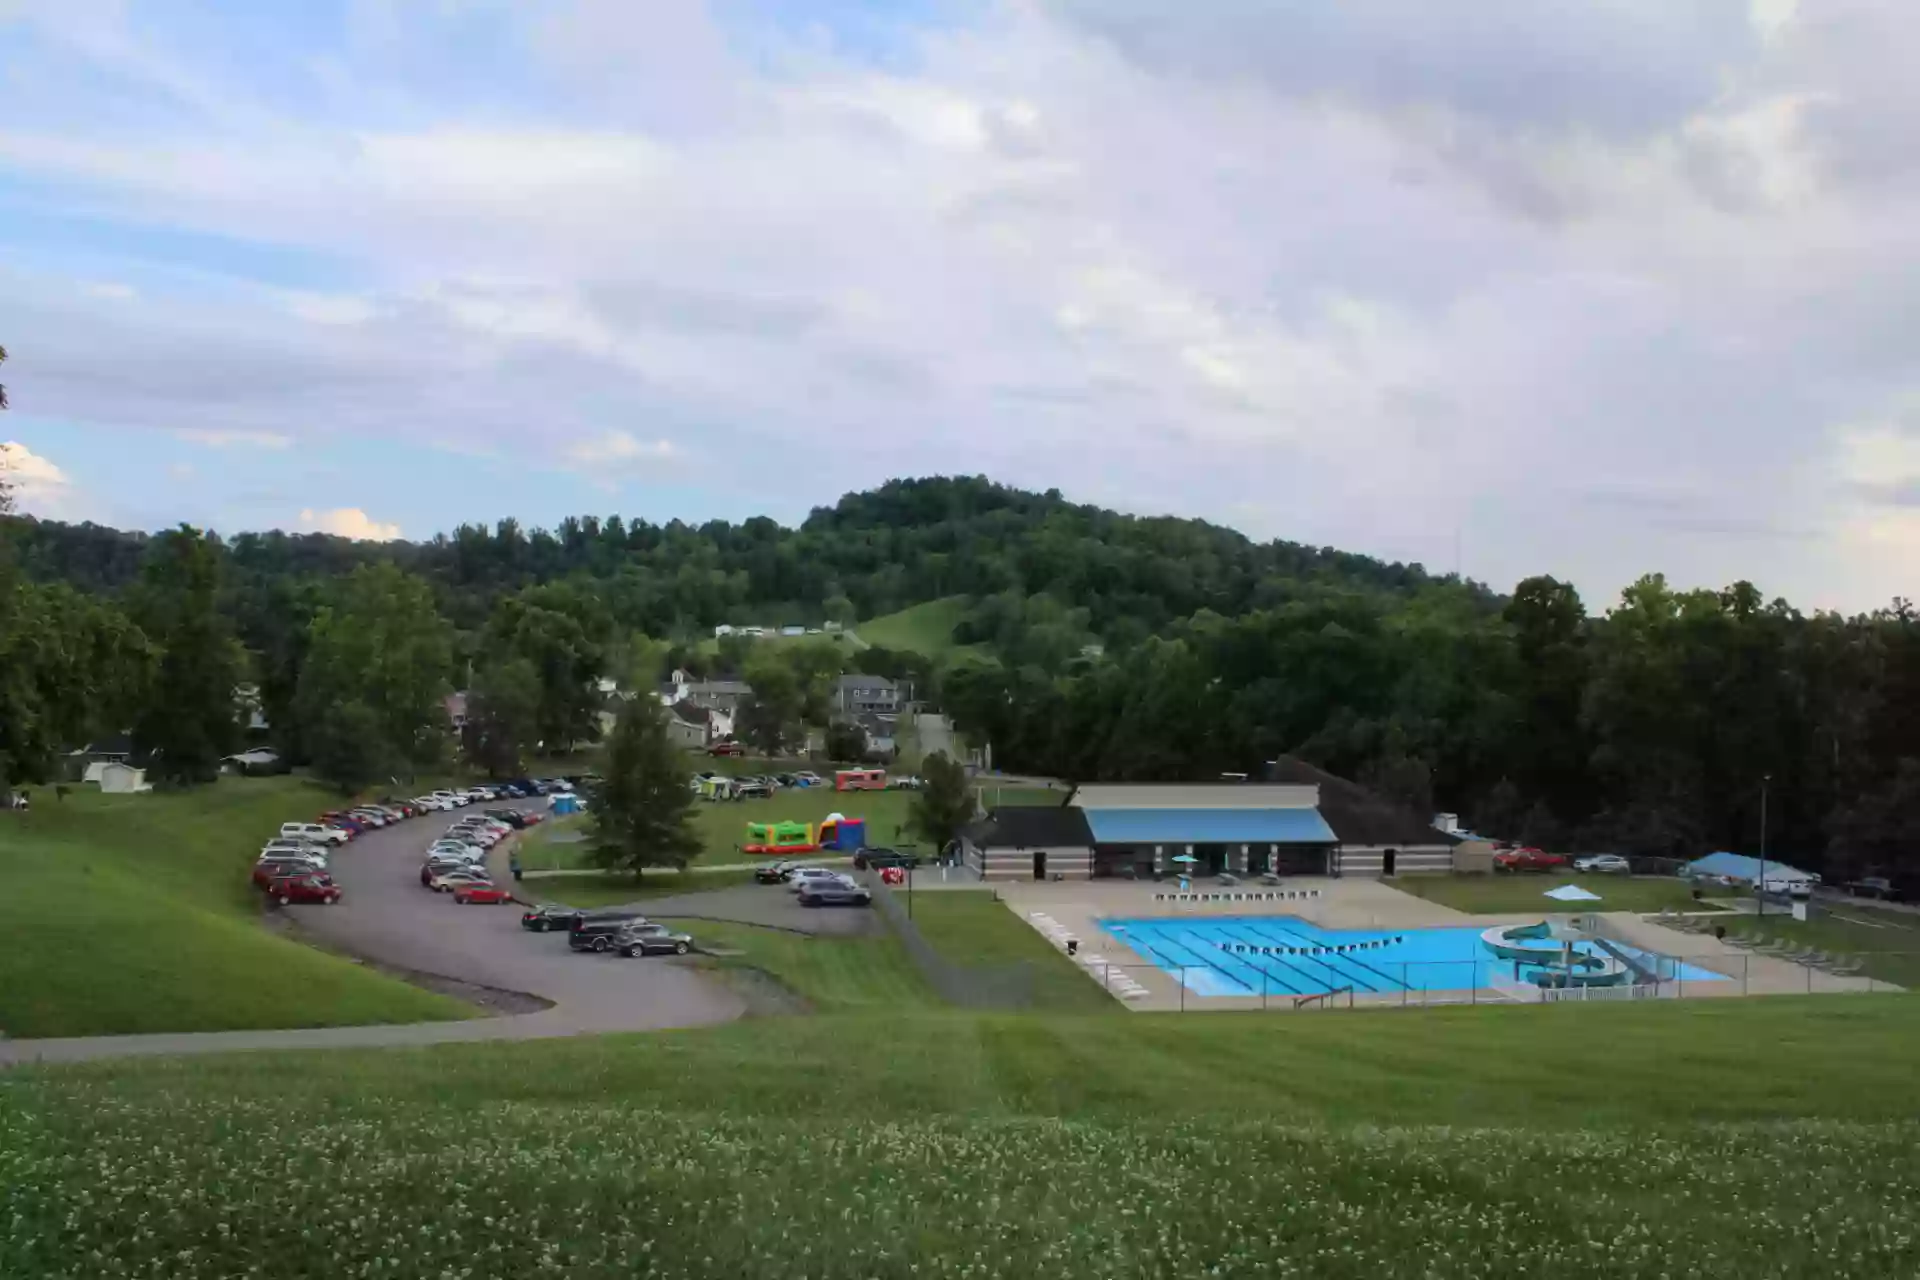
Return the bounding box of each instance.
[1171,854,1199,864]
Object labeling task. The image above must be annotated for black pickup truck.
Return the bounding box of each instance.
[851,846,921,871]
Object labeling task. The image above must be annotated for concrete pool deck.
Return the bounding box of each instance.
[992,878,1885,1011]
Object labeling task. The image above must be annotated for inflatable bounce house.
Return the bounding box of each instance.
[742,821,818,856]
[817,813,867,851]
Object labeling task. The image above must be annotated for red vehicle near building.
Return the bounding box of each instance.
[266,872,341,906]
[453,883,516,905]
[708,740,745,757]
[1494,848,1570,873]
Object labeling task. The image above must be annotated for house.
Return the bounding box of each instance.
[234,683,270,732]
[666,701,713,750]
[65,734,133,783]
[780,624,806,637]
[444,691,470,731]
[97,762,152,794]
[856,713,897,758]
[834,673,899,717]
[714,625,736,638]
[963,804,1096,882]
[676,680,753,714]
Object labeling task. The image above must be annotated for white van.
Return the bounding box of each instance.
[279,822,350,847]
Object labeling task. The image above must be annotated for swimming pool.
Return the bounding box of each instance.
[1098,916,1728,998]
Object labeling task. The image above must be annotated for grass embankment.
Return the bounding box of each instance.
[0,779,470,1039]
[657,918,936,1010]
[904,891,1115,1012]
[5,1000,1920,1277]
[856,596,976,656]
[1395,872,1720,916]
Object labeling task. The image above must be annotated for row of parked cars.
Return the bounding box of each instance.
[251,796,457,905]
[519,905,696,957]
[750,860,874,907]
[419,807,545,902]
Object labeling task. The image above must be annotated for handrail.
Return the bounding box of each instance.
[1293,986,1353,1009]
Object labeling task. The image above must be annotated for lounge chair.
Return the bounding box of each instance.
[1259,873,1282,887]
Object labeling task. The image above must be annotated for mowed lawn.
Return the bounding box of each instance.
[7,999,1920,1278]
[1394,872,1721,915]
[855,596,973,655]
[0,779,470,1038]
[523,787,919,870]
[904,891,1116,1012]
[656,918,936,1010]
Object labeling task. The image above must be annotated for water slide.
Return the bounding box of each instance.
[1479,923,1629,987]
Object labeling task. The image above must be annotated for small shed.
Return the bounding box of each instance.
[97,762,152,794]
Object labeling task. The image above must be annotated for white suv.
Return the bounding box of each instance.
[431,790,469,808]
[279,822,350,847]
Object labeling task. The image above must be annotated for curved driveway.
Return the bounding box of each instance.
[292,807,748,1035]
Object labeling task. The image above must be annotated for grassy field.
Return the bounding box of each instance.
[523,788,920,870]
[660,918,937,1010]
[905,891,1115,1012]
[1720,901,1920,987]
[5,999,1920,1277]
[857,596,977,656]
[0,779,471,1038]
[1395,872,1722,915]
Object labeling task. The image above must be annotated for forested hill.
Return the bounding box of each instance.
[5,475,1473,640]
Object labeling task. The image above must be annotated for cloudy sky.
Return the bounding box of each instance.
[2,0,1917,612]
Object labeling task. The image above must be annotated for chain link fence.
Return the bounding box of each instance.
[861,872,1034,1009]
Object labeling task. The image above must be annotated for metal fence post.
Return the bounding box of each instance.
[1742,953,1749,997]
[1401,963,1409,1007]
[1806,959,1813,995]
[1179,967,1187,1012]
[1261,968,1269,1012]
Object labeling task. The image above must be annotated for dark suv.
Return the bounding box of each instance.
[567,911,650,952]
[852,847,920,871]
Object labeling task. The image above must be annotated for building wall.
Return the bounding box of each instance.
[965,841,1093,882]
[1335,844,1454,878]
[1070,783,1319,811]
[665,719,707,749]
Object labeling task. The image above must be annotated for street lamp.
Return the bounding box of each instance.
[1756,773,1771,919]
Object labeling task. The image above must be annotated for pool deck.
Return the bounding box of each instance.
[992,878,1883,1012]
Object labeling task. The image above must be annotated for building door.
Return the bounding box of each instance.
[1033,849,1048,881]
[1383,848,1398,877]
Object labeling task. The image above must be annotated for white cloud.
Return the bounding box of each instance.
[0,439,78,515]
[82,281,138,301]
[174,428,294,450]
[298,507,402,542]
[4,2,1920,606]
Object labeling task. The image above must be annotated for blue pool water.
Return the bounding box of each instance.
[1099,917,1729,998]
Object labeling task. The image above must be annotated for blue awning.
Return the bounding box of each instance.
[1083,808,1337,845]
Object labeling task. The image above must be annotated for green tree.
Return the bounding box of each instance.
[825,720,868,762]
[462,657,541,778]
[734,695,789,755]
[296,564,453,788]
[484,583,611,749]
[132,527,245,785]
[589,699,702,880]
[907,750,975,856]
[306,699,389,795]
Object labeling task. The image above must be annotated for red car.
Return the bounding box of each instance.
[707,740,745,757]
[267,872,341,905]
[453,883,516,905]
[1495,848,1570,873]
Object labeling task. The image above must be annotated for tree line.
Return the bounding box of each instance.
[4,453,1917,890]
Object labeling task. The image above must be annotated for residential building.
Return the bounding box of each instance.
[834,673,899,717]
[855,713,897,757]
[444,691,469,731]
[665,702,713,750]
[668,680,753,714]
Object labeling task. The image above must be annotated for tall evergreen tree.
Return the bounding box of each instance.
[132,527,244,785]
[589,699,702,880]
[908,751,976,857]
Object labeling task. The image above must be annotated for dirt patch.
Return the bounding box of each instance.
[682,957,811,1017]
[264,905,553,1017]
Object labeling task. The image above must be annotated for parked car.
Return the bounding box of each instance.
[754,859,806,885]
[429,868,494,893]
[485,808,534,829]
[799,878,872,908]
[1494,848,1570,873]
[568,912,652,952]
[852,847,920,871]
[785,868,842,894]
[734,779,772,801]
[610,922,694,957]
[253,857,324,887]
[280,822,350,847]
[707,740,745,757]
[521,904,587,932]
[453,883,516,905]
[1847,877,1896,900]
[430,789,469,808]
[266,872,341,906]
[1572,854,1631,874]
[887,776,924,790]
[792,771,824,787]
[260,838,327,859]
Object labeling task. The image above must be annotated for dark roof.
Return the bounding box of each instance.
[1262,756,1452,846]
[969,804,1093,849]
[669,702,710,726]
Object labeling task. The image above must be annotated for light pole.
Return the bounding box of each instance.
[1756,773,1771,919]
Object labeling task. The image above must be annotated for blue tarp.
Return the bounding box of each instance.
[1083,807,1337,845]
[1686,852,1815,882]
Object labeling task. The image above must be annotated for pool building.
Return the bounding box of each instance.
[962,758,1456,883]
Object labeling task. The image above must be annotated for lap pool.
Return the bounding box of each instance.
[1098,916,1728,998]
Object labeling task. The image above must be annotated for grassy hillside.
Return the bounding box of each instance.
[857,596,976,656]
[5,1000,1919,1277]
[0,779,470,1038]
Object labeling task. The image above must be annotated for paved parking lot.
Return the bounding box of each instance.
[291,808,748,1034]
